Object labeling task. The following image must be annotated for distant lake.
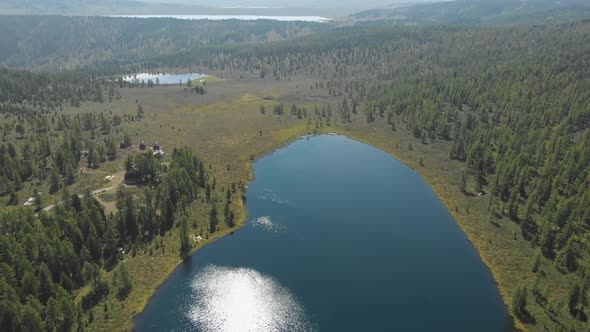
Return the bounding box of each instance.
[135,134,510,331]
[110,15,330,22]
[122,73,208,85]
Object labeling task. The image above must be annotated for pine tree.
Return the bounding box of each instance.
[460,170,467,194]
[209,205,218,233]
[114,263,132,299]
[567,283,581,317]
[180,214,190,256]
[512,284,528,320]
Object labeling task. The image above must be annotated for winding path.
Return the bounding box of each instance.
[41,171,123,212]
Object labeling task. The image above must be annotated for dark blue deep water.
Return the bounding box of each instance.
[135,134,510,332]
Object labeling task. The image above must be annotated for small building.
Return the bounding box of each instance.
[23,197,36,207]
[153,149,165,158]
[139,140,147,150]
[124,168,140,184]
[153,142,161,151]
[120,141,129,149]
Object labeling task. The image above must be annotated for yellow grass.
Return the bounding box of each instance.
[54,76,573,331]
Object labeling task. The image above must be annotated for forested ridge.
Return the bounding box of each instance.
[349,0,590,26]
[0,67,105,107]
[0,16,328,71]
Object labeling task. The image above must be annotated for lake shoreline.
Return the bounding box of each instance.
[128,129,313,330]
[128,198,251,330]
[323,128,520,331]
[109,14,331,22]
[132,131,516,331]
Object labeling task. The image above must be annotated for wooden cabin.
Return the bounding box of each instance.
[124,168,140,184]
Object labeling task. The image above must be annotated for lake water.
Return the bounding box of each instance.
[122,73,209,85]
[111,15,330,22]
[134,134,510,331]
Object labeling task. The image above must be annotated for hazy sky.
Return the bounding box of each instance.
[139,0,437,9]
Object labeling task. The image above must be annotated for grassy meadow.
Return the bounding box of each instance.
[75,76,337,331]
[6,73,570,331]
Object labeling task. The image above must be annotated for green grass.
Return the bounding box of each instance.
[325,123,577,331]
[79,77,321,331]
[191,75,224,85]
[16,75,578,331]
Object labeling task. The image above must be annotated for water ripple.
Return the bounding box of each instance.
[252,216,283,233]
[257,189,289,204]
[188,266,313,332]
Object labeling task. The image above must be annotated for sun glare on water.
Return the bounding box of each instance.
[252,216,284,233]
[188,266,313,332]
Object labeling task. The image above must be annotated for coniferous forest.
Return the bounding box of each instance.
[1,2,590,331]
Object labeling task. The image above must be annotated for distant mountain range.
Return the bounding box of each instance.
[349,0,590,25]
[0,0,434,17]
[2,0,589,25]
[138,0,437,10]
[0,0,204,15]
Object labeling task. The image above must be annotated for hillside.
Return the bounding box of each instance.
[0,16,329,71]
[349,0,590,25]
[0,0,211,15]
[0,0,378,16]
[1,12,590,332]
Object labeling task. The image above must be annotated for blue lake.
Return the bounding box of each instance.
[111,15,330,22]
[122,73,209,85]
[134,134,511,331]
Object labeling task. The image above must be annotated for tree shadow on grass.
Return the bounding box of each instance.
[516,310,536,325]
[570,309,588,323]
